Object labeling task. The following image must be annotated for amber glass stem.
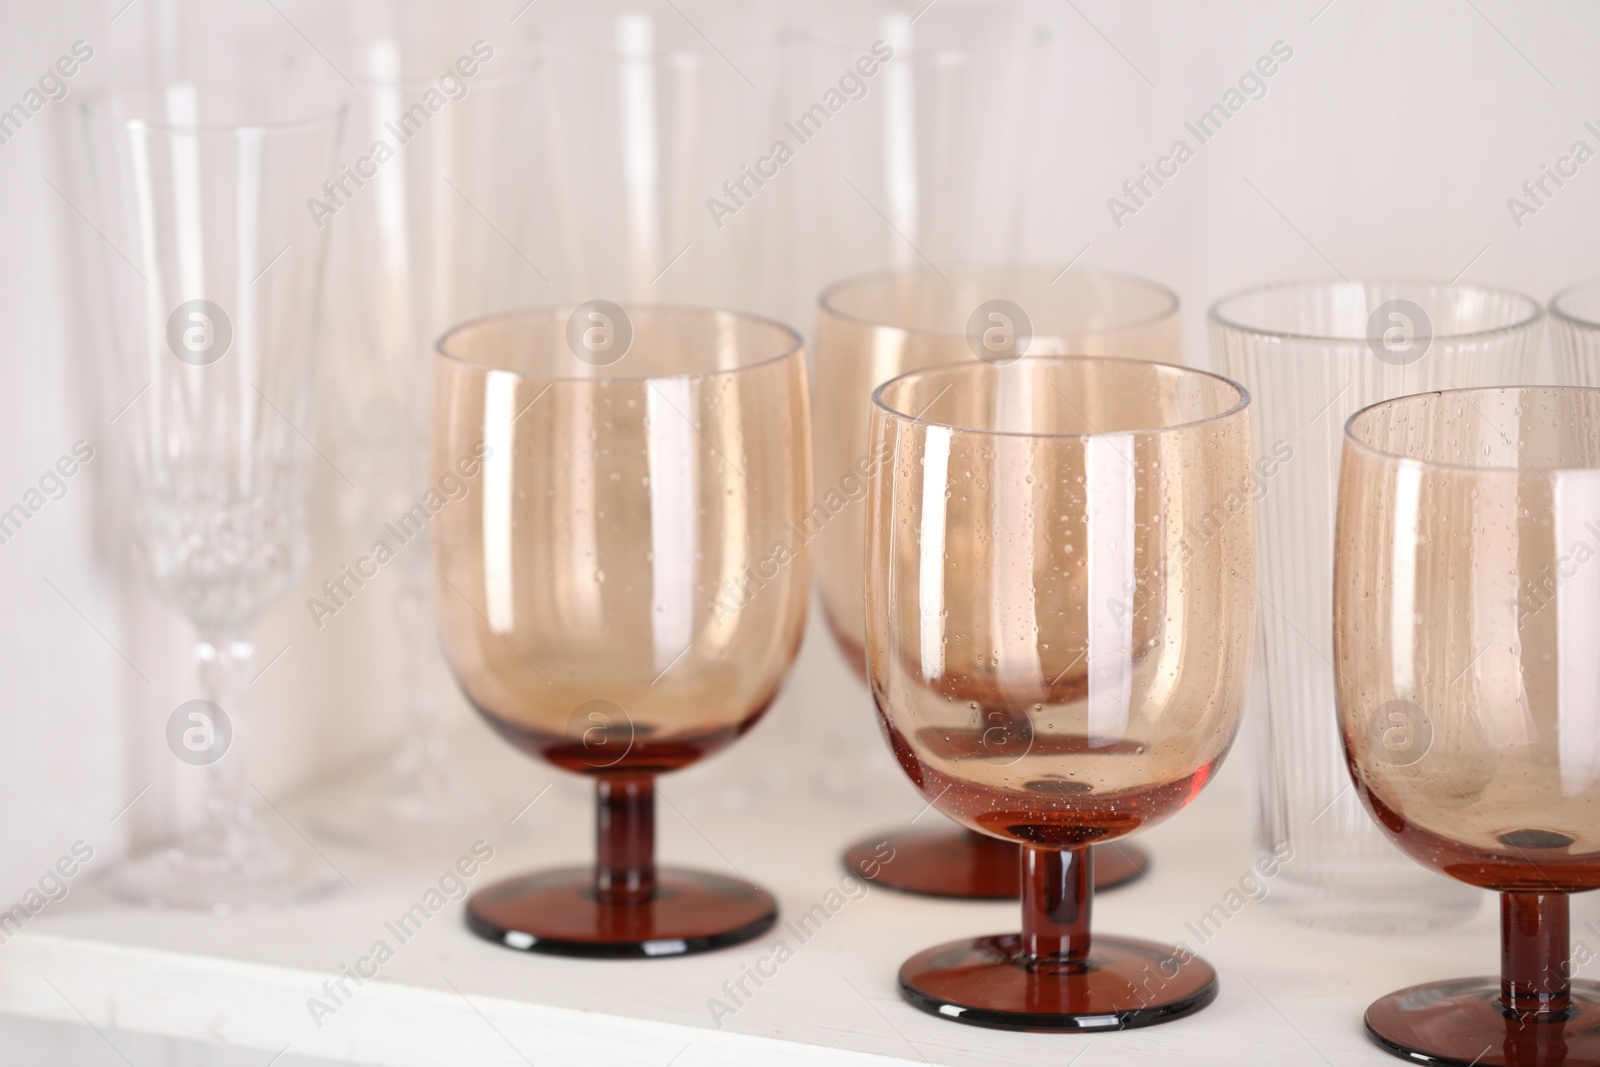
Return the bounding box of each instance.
[1022,845,1093,973]
[1500,891,1571,1019]
[596,776,656,905]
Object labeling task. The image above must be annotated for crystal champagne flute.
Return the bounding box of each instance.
[84,83,345,910]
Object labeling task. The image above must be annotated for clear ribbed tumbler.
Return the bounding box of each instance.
[1209,279,1543,932]
[1552,282,1600,385]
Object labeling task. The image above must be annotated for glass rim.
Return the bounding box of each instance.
[81,81,347,135]
[535,39,779,61]
[531,13,781,62]
[435,304,805,384]
[1208,276,1545,345]
[1344,385,1600,475]
[788,23,1044,61]
[818,262,1181,339]
[295,45,541,91]
[1549,282,1600,330]
[870,355,1249,440]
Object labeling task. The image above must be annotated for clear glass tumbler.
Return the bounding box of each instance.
[1552,282,1600,386]
[1210,279,1543,932]
[521,0,790,317]
[514,3,800,814]
[300,29,543,852]
[784,0,1048,328]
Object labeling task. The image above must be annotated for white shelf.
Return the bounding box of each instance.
[0,746,1537,1067]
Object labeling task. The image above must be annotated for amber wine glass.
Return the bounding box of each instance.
[432,306,810,957]
[1337,387,1600,1065]
[819,263,1180,899]
[866,357,1255,1030]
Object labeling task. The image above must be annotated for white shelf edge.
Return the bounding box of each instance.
[0,932,918,1067]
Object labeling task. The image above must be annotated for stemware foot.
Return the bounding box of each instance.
[111,822,339,914]
[309,740,491,854]
[465,866,777,958]
[898,933,1217,1032]
[843,829,1148,898]
[1366,978,1600,1067]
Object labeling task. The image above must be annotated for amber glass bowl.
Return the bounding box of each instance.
[432,305,811,957]
[818,264,1179,898]
[1337,387,1600,1065]
[865,356,1255,1030]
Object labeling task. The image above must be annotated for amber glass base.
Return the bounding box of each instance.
[1366,979,1600,1066]
[899,932,1217,1032]
[843,828,1148,899]
[466,865,777,958]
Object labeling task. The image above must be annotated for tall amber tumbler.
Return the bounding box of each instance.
[866,357,1255,1030]
[432,306,811,957]
[1337,387,1600,1065]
